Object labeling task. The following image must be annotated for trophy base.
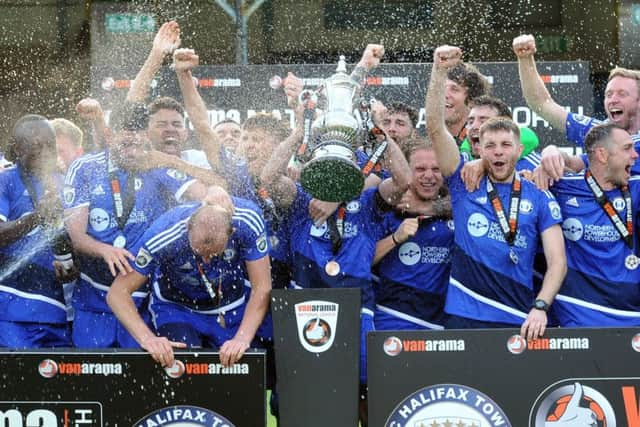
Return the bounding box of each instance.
[301,156,364,202]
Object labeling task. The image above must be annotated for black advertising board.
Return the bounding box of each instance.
[271,288,361,427]
[368,328,640,426]
[91,61,592,149]
[0,350,265,426]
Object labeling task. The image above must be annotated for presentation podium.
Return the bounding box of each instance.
[0,349,265,426]
[271,288,361,427]
[368,327,640,427]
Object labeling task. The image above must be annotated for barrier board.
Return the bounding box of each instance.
[0,350,265,426]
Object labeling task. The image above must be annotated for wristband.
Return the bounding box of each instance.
[391,232,400,246]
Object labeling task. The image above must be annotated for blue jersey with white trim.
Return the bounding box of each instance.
[0,166,66,323]
[63,150,196,312]
[444,156,562,324]
[287,184,385,311]
[566,112,640,174]
[550,173,640,326]
[130,199,269,312]
[516,151,542,172]
[374,212,454,328]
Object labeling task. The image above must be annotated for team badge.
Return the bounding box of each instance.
[167,168,187,181]
[346,200,361,213]
[385,384,511,427]
[135,405,235,426]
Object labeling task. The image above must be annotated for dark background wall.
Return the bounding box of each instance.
[0,0,631,148]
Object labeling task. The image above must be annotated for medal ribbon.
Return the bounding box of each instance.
[325,134,390,254]
[486,173,521,247]
[107,157,137,231]
[196,259,223,305]
[585,170,633,249]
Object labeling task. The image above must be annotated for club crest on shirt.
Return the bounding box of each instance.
[612,197,626,212]
[346,200,361,213]
[519,199,533,214]
[167,169,187,181]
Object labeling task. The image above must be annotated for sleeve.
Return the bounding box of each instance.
[289,183,313,220]
[233,201,271,262]
[580,153,590,169]
[0,173,12,221]
[153,168,197,202]
[536,188,563,233]
[129,228,161,277]
[565,113,602,148]
[444,155,468,204]
[181,149,213,169]
[63,158,91,209]
[359,188,388,241]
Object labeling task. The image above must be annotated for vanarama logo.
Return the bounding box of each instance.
[400,338,465,353]
[39,360,124,377]
[38,359,58,378]
[295,300,338,354]
[527,337,589,351]
[184,363,249,375]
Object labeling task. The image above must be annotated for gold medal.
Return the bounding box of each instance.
[625,254,639,270]
[325,260,340,276]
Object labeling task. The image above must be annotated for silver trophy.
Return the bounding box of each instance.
[300,56,364,202]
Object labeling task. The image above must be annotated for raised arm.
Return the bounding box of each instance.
[0,189,61,247]
[142,149,228,188]
[126,21,180,103]
[259,121,303,209]
[350,44,385,85]
[76,98,107,150]
[173,48,223,171]
[513,34,568,132]
[425,45,463,177]
[377,135,411,204]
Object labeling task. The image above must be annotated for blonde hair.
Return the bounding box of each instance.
[608,67,640,95]
[50,118,83,148]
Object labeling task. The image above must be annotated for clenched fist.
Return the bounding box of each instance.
[512,34,537,59]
